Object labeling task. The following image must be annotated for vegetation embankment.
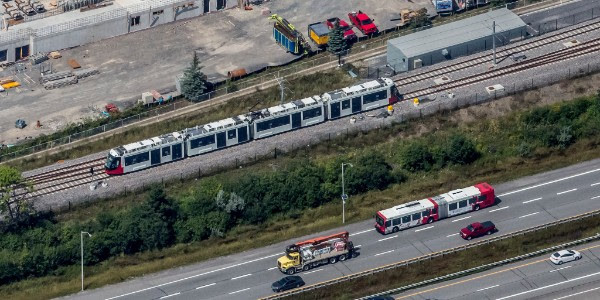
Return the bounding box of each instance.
[1,84,600,299]
[298,209,600,299]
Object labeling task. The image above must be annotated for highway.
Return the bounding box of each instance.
[61,158,600,300]
[393,240,600,300]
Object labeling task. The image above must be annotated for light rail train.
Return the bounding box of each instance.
[105,78,401,175]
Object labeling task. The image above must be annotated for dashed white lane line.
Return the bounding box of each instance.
[305,269,323,274]
[591,182,600,186]
[196,283,216,290]
[523,197,543,204]
[267,267,278,271]
[415,226,434,232]
[375,250,395,256]
[229,288,251,295]
[552,285,600,300]
[489,206,509,213]
[549,265,572,273]
[557,188,577,195]
[351,229,374,236]
[231,273,252,280]
[159,292,180,299]
[378,235,397,242]
[477,284,500,292]
[447,233,459,237]
[519,212,539,218]
[591,195,600,200]
[498,168,600,197]
[452,216,471,223]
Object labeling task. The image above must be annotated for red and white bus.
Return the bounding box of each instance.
[375,183,495,234]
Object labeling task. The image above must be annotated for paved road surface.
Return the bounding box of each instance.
[521,0,600,33]
[59,158,600,300]
[393,240,600,300]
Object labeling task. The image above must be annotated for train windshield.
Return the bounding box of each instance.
[105,153,120,170]
[376,214,385,227]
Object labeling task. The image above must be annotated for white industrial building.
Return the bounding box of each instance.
[387,8,527,73]
[0,0,238,63]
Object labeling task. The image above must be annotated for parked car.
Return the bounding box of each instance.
[348,10,378,35]
[550,250,582,265]
[460,221,496,240]
[326,17,357,42]
[271,275,305,292]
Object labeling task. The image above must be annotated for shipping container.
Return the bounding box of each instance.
[308,22,330,47]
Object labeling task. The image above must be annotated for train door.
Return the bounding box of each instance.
[330,102,341,119]
[172,144,183,160]
[216,132,226,148]
[292,112,301,129]
[351,96,362,113]
[150,149,160,165]
[203,0,209,13]
[238,126,248,143]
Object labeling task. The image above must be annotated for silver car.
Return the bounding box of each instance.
[550,250,582,265]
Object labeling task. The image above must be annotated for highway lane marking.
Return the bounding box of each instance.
[305,269,323,274]
[375,250,394,256]
[105,252,283,300]
[552,285,600,300]
[268,267,278,271]
[549,265,572,273]
[557,188,577,195]
[415,226,434,232]
[159,292,180,299]
[447,233,459,237]
[498,168,600,197]
[395,244,600,300]
[231,273,252,280]
[378,235,397,242]
[196,283,216,290]
[591,182,600,186]
[495,270,600,300]
[489,206,509,213]
[351,229,374,236]
[477,284,500,292]
[523,197,543,204]
[452,216,471,223]
[591,195,600,200]
[519,212,539,218]
[229,288,251,295]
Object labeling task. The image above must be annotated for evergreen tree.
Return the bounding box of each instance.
[180,52,207,101]
[327,20,347,55]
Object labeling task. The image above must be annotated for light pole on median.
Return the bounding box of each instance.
[81,231,92,292]
[341,162,353,224]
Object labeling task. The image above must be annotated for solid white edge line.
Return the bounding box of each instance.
[196,283,216,290]
[378,235,397,242]
[557,188,577,195]
[229,288,251,295]
[496,271,600,300]
[231,273,252,280]
[104,252,283,300]
[452,216,471,223]
[549,265,572,273]
[374,250,395,256]
[498,168,600,197]
[477,284,500,292]
[447,233,459,237]
[159,292,180,299]
[415,226,434,232]
[489,206,509,213]
[523,197,543,204]
[552,285,600,300]
[519,212,540,218]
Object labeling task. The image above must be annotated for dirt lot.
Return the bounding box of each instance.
[0,0,434,145]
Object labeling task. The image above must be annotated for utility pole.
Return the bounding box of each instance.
[341,163,353,224]
[81,231,92,292]
[276,77,285,105]
[492,20,496,65]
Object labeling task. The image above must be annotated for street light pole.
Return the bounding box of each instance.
[341,163,353,224]
[81,231,92,292]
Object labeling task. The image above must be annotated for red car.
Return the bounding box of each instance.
[460,221,496,240]
[348,10,378,35]
[326,17,357,42]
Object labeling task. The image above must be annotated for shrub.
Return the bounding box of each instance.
[399,142,434,172]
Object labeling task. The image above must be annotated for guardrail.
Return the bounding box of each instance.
[260,208,600,299]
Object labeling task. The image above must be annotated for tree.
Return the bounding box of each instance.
[443,134,480,165]
[180,52,208,101]
[399,142,434,172]
[327,20,347,64]
[0,166,33,223]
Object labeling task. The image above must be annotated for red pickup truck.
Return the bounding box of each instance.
[460,221,496,240]
[348,11,378,35]
[326,17,357,42]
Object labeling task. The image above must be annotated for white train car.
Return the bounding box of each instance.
[184,115,251,156]
[323,78,400,120]
[249,96,326,139]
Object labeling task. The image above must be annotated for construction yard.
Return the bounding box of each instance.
[0,0,434,145]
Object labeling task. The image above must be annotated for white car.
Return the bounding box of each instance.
[550,250,582,265]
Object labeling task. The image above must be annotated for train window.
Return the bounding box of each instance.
[412,212,421,221]
[478,195,487,202]
[172,144,183,160]
[124,152,149,166]
[162,146,170,157]
[449,203,457,210]
[402,215,411,223]
[422,210,430,217]
[342,100,351,110]
[190,135,215,149]
[302,107,322,120]
[228,129,236,139]
[459,200,468,208]
[469,197,476,204]
[256,115,290,132]
[363,90,387,104]
[392,218,401,226]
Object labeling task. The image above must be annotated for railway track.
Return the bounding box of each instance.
[393,19,600,86]
[401,36,600,99]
